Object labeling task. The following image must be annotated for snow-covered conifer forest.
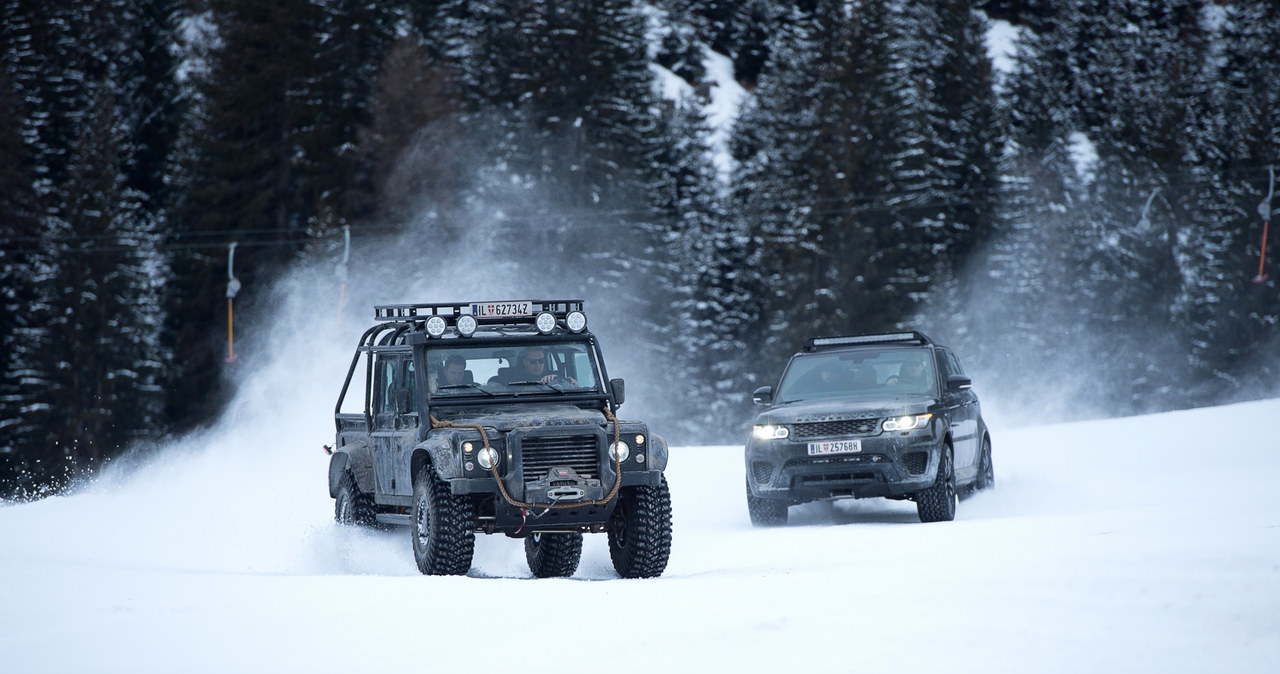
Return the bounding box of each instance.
[2,1,1278,498]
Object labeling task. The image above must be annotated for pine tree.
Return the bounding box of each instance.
[166,0,398,428]
[1206,1,1280,397]
[732,0,909,378]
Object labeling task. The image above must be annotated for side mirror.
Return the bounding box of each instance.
[610,378,626,407]
[752,386,773,405]
[394,388,412,414]
[946,374,972,391]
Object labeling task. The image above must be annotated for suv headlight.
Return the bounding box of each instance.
[752,424,789,441]
[609,441,630,462]
[883,414,932,432]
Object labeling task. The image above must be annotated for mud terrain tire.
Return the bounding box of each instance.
[335,472,377,527]
[524,532,583,578]
[607,476,672,578]
[411,466,475,575]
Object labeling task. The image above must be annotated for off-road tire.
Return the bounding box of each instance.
[975,437,995,492]
[607,476,672,579]
[916,446,957,523]
[411,466,475,576]
[746,478,789,527]
[524,532,583,578]
[335,472,376,527]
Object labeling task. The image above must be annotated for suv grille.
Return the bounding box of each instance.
[792,418,881,439]
[520,434,599,486]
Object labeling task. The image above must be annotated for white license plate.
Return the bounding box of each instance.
[807,439,862,456]
[472,301,533,317]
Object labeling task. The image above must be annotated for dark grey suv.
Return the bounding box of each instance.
[744,332,993,525]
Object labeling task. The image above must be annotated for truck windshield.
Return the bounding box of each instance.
[426,342,601,398]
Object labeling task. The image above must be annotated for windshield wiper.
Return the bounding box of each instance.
[437,384,496,397]
[506,380,557,392]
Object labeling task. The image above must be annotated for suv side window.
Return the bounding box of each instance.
[937,349,963,379]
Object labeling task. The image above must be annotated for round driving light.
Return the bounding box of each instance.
[535,312,556,334]
[477,447,498,469]
[425,315,447,337]
[456,314,478,336]
[566,311,587,333]
[609,441,630,462]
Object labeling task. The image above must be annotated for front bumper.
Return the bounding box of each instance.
[745,431,940,503]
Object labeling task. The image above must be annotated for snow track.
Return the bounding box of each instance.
[2,396,1279,672]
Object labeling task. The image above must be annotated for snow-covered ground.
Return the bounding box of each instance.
[2,358,1277,672]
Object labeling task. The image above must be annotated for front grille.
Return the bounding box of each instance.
[902,451,928,475]
[520,434,600,487]
[751,461,773,484]
[792,418,881,439]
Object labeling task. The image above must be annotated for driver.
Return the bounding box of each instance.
[501,347,576,385]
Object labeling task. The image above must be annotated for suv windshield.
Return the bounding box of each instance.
[426,341,601,398]
[776,347,936,403]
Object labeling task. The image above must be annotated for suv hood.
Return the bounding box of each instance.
[443,404,608,432]
[755,397,933,425]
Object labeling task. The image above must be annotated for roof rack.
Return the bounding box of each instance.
[374,299,584,327]
[804,331,933,351]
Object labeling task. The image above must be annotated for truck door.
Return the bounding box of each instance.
[372,353,418,497]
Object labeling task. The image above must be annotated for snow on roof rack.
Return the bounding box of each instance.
[804,331,932,351]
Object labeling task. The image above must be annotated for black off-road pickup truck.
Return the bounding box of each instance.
[328,299,671,578]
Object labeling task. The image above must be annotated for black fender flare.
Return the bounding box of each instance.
[328,440,374,497]
[645,432,670,472]
[411,432,461,484]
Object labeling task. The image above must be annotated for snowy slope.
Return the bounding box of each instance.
[2,365,1278,673]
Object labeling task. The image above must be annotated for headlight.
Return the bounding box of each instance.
[883,413,933,432]
[456,314,478,337]
[609,441,630,462]
[752,424,790,441]
[477,447,498,469]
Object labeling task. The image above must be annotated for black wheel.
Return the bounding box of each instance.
[411,466,475,576]
[745,478,788,527]
[916,446,957,523]
[335,472,376,527]
[607,475,672,579]
[524,532,583,578]
[975,437,995,492]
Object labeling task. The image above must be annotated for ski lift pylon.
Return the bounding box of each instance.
[1254,167,1273,284]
